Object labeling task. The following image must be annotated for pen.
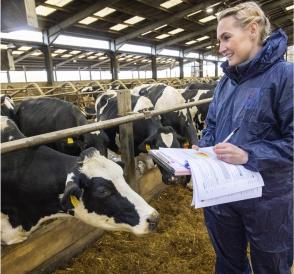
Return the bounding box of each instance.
[222,127,240,143]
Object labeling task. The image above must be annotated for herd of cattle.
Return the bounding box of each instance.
[1,82,215,245]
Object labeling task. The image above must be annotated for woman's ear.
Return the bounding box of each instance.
[249,22,259,40]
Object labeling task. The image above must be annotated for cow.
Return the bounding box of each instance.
[13,97,109,157]
[1,116,159,245]
[181,85,214,136]
[131,84,198,148]
[95,90,184,156]
[80,86,105,119]
[1,94,15,119]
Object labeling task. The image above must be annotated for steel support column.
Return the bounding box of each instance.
[41,45,54,85]
[151,55,157,80]
[199,59,204,78]
[110,53,118,81]
[178,57,184,79]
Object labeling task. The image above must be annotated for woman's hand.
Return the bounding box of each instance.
[214,143,248,165]
[192,145,199,150]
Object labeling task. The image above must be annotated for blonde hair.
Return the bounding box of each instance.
[217,1,271,43]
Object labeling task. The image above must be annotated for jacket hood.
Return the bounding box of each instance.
[221,28,288,83]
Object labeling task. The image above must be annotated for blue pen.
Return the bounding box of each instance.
[222,127,240,143]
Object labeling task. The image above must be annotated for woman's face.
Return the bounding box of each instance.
[217,16,261,66]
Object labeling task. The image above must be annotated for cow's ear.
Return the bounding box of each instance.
[78,147,99,161]
[61,180,82,213]
[114,160,125,169]
[138,136,154,153]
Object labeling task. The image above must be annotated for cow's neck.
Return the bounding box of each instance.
[1,145,77,231]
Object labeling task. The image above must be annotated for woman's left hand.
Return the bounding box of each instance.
[213,143,248,165]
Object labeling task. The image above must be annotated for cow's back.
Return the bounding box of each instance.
[15,98,87,136]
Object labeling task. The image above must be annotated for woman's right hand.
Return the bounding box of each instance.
[192,145,199,150]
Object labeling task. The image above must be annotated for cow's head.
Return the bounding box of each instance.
[81,130,109,157]
[1,95,15,120]
[138,126,184,153]
[61,148,159,235]
[1,116,24,142]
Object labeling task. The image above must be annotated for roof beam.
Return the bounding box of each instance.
[14,49,41,63]
[55,53,86,68]
[90,59,110,69]
[120,57,146,68]
[271,13,293,27]
[261,0,293,13]
[115,0,215,46]
[157,0,292,50]
[46,0,120,44]
[157,25,215,51]
[184,41,212,54]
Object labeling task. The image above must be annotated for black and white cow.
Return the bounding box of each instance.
[131,84,198,147]
[1,94,15,119]
[181,85,214,135]
[1,116,159,245]
[95,90,184,156]
[14,97,109,156]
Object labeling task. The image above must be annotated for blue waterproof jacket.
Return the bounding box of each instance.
[199,28,293,186]
[198,29,293,254]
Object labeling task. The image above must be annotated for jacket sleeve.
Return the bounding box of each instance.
[239,63,293,172]
[197,87,218,148]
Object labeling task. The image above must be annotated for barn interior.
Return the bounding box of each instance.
[1,0,293,91]
[1,1,293,273]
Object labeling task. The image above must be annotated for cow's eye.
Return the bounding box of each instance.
[93,186,112,198]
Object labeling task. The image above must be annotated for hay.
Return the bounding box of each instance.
[54,185,215,274]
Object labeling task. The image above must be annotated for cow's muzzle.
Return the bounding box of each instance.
[147,211,160,232]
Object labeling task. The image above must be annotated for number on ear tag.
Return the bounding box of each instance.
[70,195,79,207]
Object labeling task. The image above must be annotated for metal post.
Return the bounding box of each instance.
[178,57,184,79]
[7,71,11,83]
[23,66,27,83]
[151,55,157,80]
[110,53,118,81]
[7,48,15,70]
[42,45,54,85]
[54,67,57,82]
[78,67,81,81]
[117,90,138,192]
[89,66,92,80]
[199,59,204,78]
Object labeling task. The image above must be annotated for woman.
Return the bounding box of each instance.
[196,2,293,273]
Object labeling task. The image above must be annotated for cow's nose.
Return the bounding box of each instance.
[147,211,160,231]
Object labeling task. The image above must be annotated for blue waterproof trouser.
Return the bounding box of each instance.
[204,194,293,274]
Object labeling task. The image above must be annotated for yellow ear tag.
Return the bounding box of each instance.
[67,137,74,144]
[70,195,79,208]
[145,144,151,152]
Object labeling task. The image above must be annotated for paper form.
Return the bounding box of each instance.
[150,147,264,208]
[188,159,264,200]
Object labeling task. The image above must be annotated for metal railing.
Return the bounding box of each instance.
[1,98,212,154]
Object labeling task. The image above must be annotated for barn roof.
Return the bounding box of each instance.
[1,0,293,71]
